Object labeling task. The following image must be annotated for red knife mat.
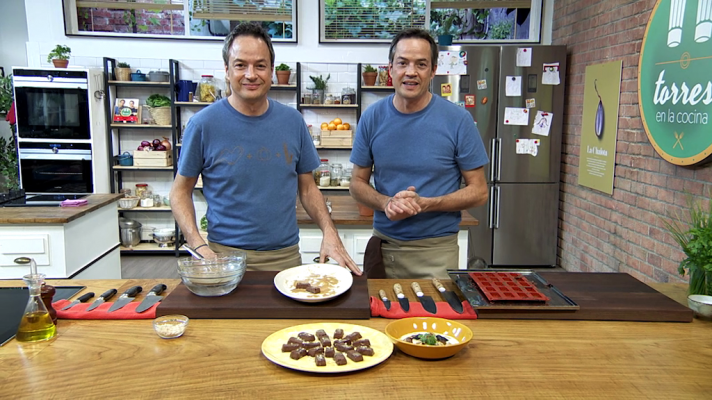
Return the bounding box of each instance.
[156,271,370,319]
[468,272,549,302]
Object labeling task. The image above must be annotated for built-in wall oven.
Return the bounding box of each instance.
[18,142,93,194]
[13,69,93,140]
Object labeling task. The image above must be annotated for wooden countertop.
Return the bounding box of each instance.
[0,194,123,224]
[297,194,479,226]
[0,278,710,398]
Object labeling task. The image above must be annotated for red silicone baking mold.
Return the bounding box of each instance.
[468,272,549,302]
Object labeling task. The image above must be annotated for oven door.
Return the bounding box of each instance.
[18,143,93,194]
[13,78,90,140]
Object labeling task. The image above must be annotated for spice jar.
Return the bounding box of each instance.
[330,163,343,187]
[341,87,356,105]
[314,159,331,187]
[153,194,163,208]
[325,94,334,105]
[198,75,217,103]
[309,125,321,146]
[135,183,148,199]
[340,168,352,187]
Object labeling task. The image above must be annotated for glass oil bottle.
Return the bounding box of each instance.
[15,258,56,343]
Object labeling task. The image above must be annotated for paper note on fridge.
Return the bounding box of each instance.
[503,107,529,126]
[436,51,467,75]
[532,111,553,136]
[505,76,522,97]
[516,139,540,156]
[516,48,532,67]
[542,63,561,85]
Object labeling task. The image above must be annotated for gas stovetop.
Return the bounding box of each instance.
[0,190,87,207]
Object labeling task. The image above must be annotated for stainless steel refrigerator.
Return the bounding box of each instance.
[431,45,567,267]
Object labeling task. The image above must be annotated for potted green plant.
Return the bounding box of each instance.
[115,62,132,81]
[275,63,291,85]
[47,45,71,68]
[662,193,712,296]
[431,13,460,45]
[146,94,172,126]
[309,74,330,105]
[362,64,378,87]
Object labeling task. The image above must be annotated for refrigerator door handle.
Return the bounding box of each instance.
[489,138,497,182]
[488,186,496,229]
[496,138,502,181]
[493,185,501,229]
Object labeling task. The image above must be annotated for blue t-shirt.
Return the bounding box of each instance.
[350,94,488,241]
[179,98,320,250]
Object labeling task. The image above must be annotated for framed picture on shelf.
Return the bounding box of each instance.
[113,98,140,123]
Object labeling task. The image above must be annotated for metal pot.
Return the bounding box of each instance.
[148,70,169,82]
[119,218,142,247]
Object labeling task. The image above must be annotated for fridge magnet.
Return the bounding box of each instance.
[532,111,553,136]
[516,48,532,67]
[465,94,476,108]
[542,63,561,85]
[505,76,522,97]
[504,107,529,126]
[441,83,453,96]
[516,138,540,156]
[113,98,140,123]
[436,51,467,75]
[476,79,487,90]
[457,101,465,108]
[525,98,536,108]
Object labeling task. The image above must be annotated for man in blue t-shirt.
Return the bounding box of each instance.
[171,23,358,274]
[350,28,489,279]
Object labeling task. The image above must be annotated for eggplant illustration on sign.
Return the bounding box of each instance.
[594,79,604,139]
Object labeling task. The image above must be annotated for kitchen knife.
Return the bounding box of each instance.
[86,288,118,311]
[378,289,391,311]
[135,283,167,313]
[393,283,410,312]
[60,292,95,311]
[107,286,143,313]
[411,282,437,314]
[431,278,464,314]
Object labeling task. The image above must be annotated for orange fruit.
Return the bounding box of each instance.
[343,123,350,130]
[336,124,345,130]
[327,123,337,130]
[320,122,329,130]
[333,118,343,125]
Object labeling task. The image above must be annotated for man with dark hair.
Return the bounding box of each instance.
[172,23,359,274]
[349,28,489,279]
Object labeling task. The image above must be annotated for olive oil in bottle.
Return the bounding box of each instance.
[15,263,57,343]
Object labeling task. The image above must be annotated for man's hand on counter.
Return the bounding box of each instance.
[319,233,362,276]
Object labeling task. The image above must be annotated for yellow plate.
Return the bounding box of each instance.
[261,322,393,373]
[273,264,353,303]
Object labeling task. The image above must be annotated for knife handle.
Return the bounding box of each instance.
[378,289,389,301]
[150,284,167,295]
[432,278,446,293]
[124,286,143,297]
[77,292,95,302]
[411,282,424,297]
[394,283,405,298]
[100,288,118,301]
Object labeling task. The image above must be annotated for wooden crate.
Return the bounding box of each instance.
[322,129,353,138]
[321,136,353,147]
[133,150,173,166]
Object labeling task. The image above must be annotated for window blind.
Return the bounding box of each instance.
[321,0,427,42]
[191,0,293,22]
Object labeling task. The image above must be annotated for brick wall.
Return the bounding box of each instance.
[552,0,712,283]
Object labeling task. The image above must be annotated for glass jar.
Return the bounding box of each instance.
[119,188,132,197]
[324,94,334,105]
[153,194,163,207]
[341,87,356,105]
[314,159,331,187]
[330,163,343,187]
[198,75,217,103]
[135,183,148,199]
[340,168,352,187]
[309,125,321,146]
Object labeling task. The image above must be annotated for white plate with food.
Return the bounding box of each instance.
[261,322,393,373]
[274,263,353,303]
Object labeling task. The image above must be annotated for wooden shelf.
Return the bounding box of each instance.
[362,85,395,92]
[120,242,176,252]
[118,206,172,212]
[175,101,213,107]
[317,186,349,190]
[113,165,173,171]
[300,104,358,109]
[271,84,297,90]
[108,80,171,88]
[110,124,172,129]
[315,146,352,149]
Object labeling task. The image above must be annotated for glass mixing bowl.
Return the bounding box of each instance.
[177,251,247,296]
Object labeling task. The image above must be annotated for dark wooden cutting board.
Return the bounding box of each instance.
[156,271,370,319]
[476,272,693,322]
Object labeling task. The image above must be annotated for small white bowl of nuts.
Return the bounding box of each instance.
[153,315,189,339]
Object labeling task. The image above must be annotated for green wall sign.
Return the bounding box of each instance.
[639,0,712,166]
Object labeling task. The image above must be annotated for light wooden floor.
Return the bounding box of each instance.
[120,255,565,279]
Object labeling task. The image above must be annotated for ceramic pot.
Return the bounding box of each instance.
[362,72,377,86]
[357,202,374,217]
[52,59,69,68]
[437,34,453,45]
[276,70,291,85]
[115,67,131,81]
